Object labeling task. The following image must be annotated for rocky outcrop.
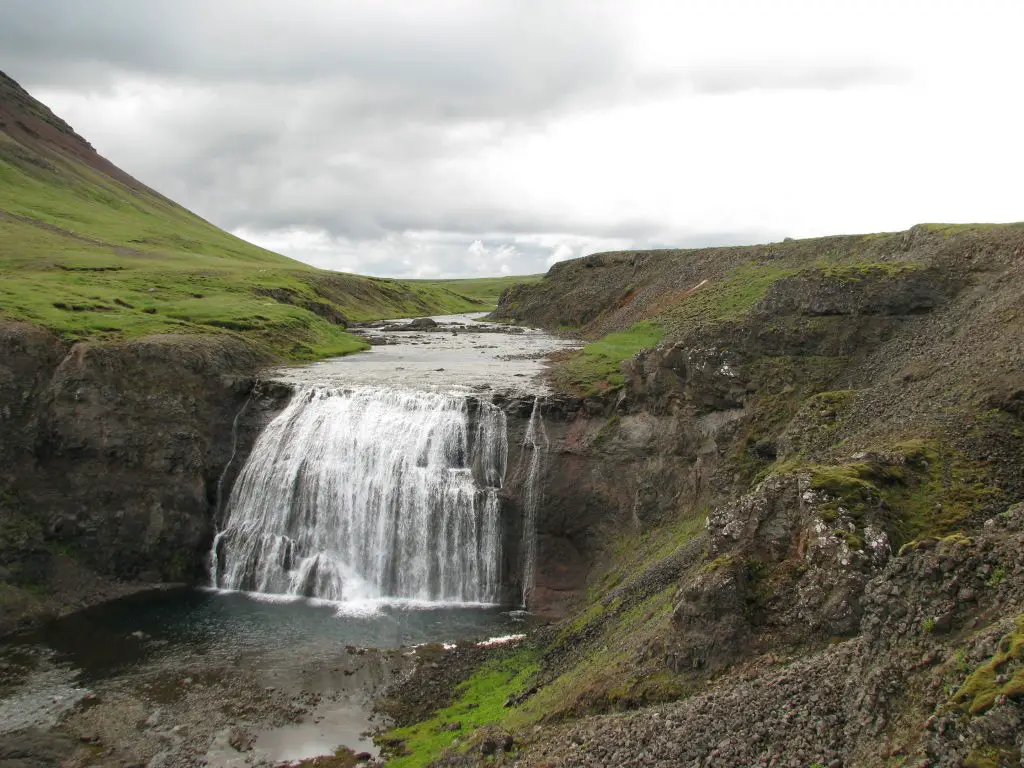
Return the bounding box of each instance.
[0,322,279,632]
[515,505,1024,767]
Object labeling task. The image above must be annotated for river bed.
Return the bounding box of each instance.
[1,588,527,766]
[267,312,578,394]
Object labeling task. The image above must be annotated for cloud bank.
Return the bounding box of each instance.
[2,0,1022,276]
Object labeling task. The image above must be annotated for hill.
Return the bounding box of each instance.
[0,70,536,360]
[436,223,1024,765]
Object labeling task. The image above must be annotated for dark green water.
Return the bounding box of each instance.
[7,587,525,685]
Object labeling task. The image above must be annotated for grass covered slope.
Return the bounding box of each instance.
[0,71,532,360]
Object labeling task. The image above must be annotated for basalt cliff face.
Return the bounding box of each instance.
[0,324,280,631]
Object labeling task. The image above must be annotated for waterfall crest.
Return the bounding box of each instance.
[212,387,507,604]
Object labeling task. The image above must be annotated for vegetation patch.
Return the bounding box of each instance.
[0,150,533,360]
[377,647,539,768]
[413,275,542,306]
[593,508,708,598]
[812,262,924,282]
[732,356,850,482]
[951,615,1024,715]
[523,584,683,722]
[550,320,663,396]
[961,745,1021,768]
[918,222,1024,237]
[795,440,1001,545]
[656,263,798,336]
[526,507,709,723]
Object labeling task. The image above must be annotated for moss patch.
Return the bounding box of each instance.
[656,263,798,335]
[550,320,663,396]
[798,440,1002,545]
[732,356,850,482]
[378,647,539,768]
[529,508,709,723]
[812,262,923,282]
[522,584,683,722]
[593,509,708,599]
[951,616,1024,715]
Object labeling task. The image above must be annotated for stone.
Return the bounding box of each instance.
[228,726,253,752]
[406,317,438,330]
[144,709,163,728]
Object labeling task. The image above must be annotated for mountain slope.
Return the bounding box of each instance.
[0,70,529,359]
[423,224,1024,766]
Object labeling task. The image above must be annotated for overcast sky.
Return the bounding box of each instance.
[2,1,1022,277]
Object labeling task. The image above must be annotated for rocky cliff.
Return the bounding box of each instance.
[441,223,1024,766]
[0,324,290,632]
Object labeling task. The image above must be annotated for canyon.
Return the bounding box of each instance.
[2,68,1024,768]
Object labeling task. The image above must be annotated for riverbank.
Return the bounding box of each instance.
[0,588,531,768]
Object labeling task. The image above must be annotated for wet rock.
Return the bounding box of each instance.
[228,726,253,752]
[406,317,438,330]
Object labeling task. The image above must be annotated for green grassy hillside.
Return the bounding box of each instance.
[0,75,534,360]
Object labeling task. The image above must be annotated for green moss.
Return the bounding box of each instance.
[527,507,710,724]
[701,553,736,574]
[656,263,798,335]
[551,320,663,396]
[951,615,1024,715]
[833,529,866,551]
[378,647,539,768]
[962,745,1020,768]
[591,414,622,448]
[917,222,1022,237]
[522,584,683,722]
[812,262,923,281]
[594,508,707,599]
[734,357,850,480]
[987,566,1007,587]
[795,441,1001,547]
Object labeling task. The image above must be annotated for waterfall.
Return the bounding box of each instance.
[211,387,508,604]
[518,397,548,606]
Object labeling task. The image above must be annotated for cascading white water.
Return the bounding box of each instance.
[211,387,508,604]
[518,397,548,605]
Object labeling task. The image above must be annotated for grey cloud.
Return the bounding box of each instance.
[0,1,869,276]
[0,0,628,120]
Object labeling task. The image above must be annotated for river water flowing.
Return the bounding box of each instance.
[0,313,570,763]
